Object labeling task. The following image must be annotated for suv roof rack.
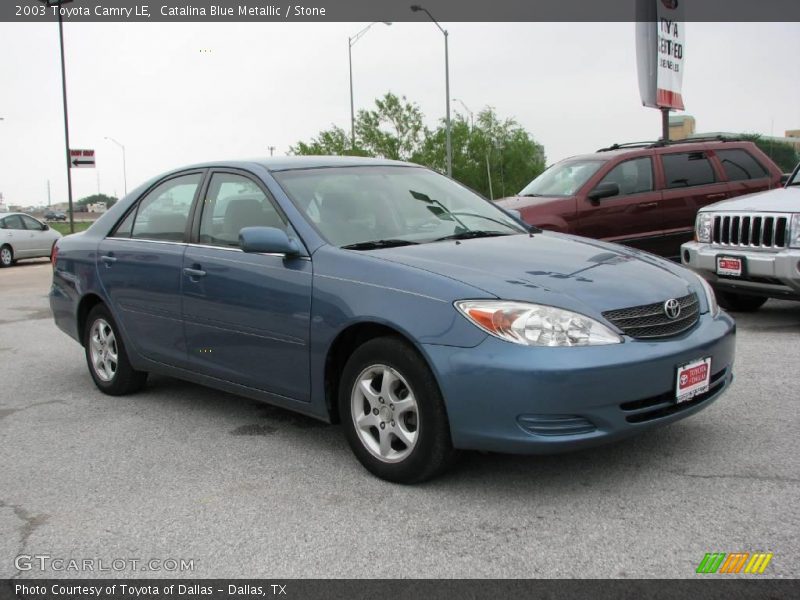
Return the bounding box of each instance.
[596,135,742,153]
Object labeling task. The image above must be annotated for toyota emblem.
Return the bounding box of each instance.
[664,299,681,320]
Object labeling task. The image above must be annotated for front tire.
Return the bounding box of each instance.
[83,304,148,395]
[716,291,768,312]
[0,245,13,268]
[339,336,457,483]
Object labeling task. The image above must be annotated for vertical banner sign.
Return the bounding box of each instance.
[636,0,685,110]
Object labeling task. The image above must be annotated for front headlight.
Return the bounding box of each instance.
[696,212,713,243]
[695,276,720,318]
[790,214,800,249]
[455,300,622,347]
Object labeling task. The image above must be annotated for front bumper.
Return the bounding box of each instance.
[422,312,735,454]
[682,241,800,299]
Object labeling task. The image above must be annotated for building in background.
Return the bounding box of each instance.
[669,115,696,140]
[87,203,108,213]
[669,114,800,150]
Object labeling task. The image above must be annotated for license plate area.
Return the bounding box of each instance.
[717,255,743,277]
[676,357,711,404]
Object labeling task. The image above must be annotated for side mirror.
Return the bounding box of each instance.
[239,226,301,256]
[588,182,620,202]
[42,223,49,231]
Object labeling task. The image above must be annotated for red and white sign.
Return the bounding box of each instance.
[69,148,96,168]
[676,357,711,403]
[636,0,686,110]
[716,256,743,277]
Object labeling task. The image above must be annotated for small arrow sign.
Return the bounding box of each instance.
[69,148,96,168]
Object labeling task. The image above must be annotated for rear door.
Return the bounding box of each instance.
[181,170,313,401]
[1,215,32,257]
[96,171,205,367]
[577,156,665,253]
[657,150,730,258]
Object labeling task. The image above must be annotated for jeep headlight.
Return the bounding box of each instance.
[696,212,713,243]
[455,300,622,347]
[790,214,800,249]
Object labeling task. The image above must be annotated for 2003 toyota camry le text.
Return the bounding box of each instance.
[50,157,735,483]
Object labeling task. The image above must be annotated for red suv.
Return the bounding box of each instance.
[497,139,783,259]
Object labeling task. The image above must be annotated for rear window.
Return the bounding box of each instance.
[716,149,768,181]
[662,152,716,188]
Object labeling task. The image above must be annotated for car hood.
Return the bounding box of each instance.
[700,185,800,213]
[367,232,695,316]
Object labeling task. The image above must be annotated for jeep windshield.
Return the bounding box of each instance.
[519,159,604,197]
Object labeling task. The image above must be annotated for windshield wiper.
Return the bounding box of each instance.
[434,230,513,242]
[341,239,419,250]
[521,193,543,197]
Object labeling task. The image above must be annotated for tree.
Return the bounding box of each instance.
[415,107,546,199]
[740,134,799,172]
[76,193,117,210]
[290,93,546,199]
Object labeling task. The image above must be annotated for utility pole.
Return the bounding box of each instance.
[39,0,76,233]
[348,22,392,150]
[47,179,51,207]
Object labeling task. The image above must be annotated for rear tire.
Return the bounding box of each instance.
[339,336,458,484]
[715,291,768,312]
[0,245,13,268]
[83,304,148,395]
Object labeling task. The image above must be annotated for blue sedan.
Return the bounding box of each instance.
[50,157,735,483]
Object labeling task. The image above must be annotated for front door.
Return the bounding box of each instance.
[20,215,51,256]
[96,171,204,367]
[181,170,313,402]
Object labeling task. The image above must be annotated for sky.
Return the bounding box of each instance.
[0,21,798,206]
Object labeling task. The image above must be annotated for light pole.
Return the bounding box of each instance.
[38,0,75,233]
[104,136,127,197]
[411,5,451,177]
[348,22,392,151]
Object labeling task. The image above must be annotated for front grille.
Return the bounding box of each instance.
[619,368,728,423]
[711,213,789,249]
[517,414,597,436]
[602,293,700,339]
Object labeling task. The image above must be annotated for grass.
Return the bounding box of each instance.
[49,221,93,235]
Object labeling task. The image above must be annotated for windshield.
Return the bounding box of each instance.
[519,159,604,197]
[273,166,526,248]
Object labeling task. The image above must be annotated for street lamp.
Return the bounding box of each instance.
[38,0,75,233]
[348,22,392,151]
[105,136,127,196]
[410,4,451,177]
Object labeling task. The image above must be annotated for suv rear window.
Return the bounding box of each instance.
[716,149,768,181]
[662,152,717,188]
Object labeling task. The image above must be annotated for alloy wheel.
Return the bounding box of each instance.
[89,318,119,382]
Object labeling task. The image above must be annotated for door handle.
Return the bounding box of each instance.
[100,255,117,265]
[183,267,207,278]
[706,193,727,200]
[637,202,658,209]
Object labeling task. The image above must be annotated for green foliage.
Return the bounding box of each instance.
[76,193,118,210]
[740,134,799,172]
[290,93,545,199]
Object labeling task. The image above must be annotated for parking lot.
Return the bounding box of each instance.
[0,259,798,578]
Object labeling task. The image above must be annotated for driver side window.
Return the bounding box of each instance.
[597,157,654,197]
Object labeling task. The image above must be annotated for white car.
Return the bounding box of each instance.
[681,163,800,311]
[0,212,63,267]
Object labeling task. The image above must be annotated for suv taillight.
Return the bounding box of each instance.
[51,242,59,268]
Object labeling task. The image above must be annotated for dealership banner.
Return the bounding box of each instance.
[636,0,685,110]
[2,579,800,600]
[1,0,799,22]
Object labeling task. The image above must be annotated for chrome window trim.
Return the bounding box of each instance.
[104,236,311,260]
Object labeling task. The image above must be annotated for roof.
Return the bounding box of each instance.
[184,155,417,173]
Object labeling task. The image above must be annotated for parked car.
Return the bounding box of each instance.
[0,212,63,267]
[50,157,735,483]
[681,161,800,311]
[497,139,783,260]
[44,210,68,221]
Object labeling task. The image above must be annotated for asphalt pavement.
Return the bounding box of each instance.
[1,259,798,578]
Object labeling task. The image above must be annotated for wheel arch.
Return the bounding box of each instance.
[324,321,434,424]
[76,293,106,346]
